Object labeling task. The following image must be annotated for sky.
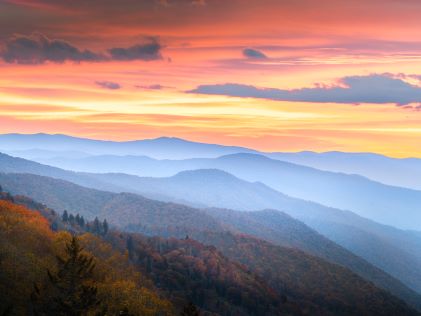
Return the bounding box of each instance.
[2,0,421,156]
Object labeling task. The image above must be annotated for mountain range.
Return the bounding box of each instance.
[1,133,421,314]
[1,171,421,309]
[3,133,421,191]
[1,150,421,293]
[11,150,421,231]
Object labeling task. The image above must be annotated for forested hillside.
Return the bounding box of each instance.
[0,199,173,316]
[1,186,420,315]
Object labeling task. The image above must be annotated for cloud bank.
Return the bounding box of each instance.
[189,74,421,106]
[0,33,163,64]
[1,33,103,64]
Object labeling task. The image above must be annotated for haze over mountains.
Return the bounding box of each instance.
[3,133,421,191]
[268,151,421,191]
[1,133,421,315]
[6,142,421,230]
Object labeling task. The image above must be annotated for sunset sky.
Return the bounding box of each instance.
[2,0,421,156]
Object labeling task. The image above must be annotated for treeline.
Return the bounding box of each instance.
[61,209,108,236]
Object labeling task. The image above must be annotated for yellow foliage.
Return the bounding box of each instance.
[0,200,175,316]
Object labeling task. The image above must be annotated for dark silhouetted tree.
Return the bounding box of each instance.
[62,210,69,222]
[79,216,85,227]
[32,236,100,315]
[126,236,134,260]
[75,214,81,225]
[102,219,108,235]
[93,217,101,234]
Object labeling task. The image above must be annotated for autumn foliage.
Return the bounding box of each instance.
[0,200,173,316]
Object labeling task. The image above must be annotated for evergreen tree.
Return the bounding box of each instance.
[62,210,69,222]
[126,236,134,260]
[75,214,81,225]
[180,302,201,316]
[102,219,108,235]
[93,217,101,234]
[68,213,75,224]
[32,236,100,315]
[80,216,85,227]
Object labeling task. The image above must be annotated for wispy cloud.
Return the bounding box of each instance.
[135,84,169,90]
[189,74,421,106]
[95,81,121,90]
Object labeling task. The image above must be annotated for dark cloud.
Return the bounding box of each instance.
[95,81,121,90]
[0,33,103,64]
[242,48,267,59]
[189,74,421,106]
[0,33,164,64]
[108,38,163,61]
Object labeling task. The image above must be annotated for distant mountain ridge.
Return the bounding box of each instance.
[34,151,421,230]
[268,151,421,190]
[3,133,421,190]
[0,133,256,159]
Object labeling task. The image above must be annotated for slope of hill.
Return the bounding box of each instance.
[0,173,225,233]
[84,168,421,295]
[3,190,421,315]
[268,151,421,190]
[195,153,421,230]
[28,151,421,230]
[1,195,300,316]
[0,199,174,316]
[0,151,128,193]
[1,172,421,310]
[187,230,421,316]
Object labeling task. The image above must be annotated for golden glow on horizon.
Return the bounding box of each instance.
[2,0,421,157]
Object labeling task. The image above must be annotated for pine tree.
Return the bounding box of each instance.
[69,213,75,224]
[32,236,100,315]
[126,236,134,260]
[80,216,85,227]
[102,219,108,235]
[93,217,101,234]
[62,210,69,222]
[75,214,81,226]
[180,302,201,316]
